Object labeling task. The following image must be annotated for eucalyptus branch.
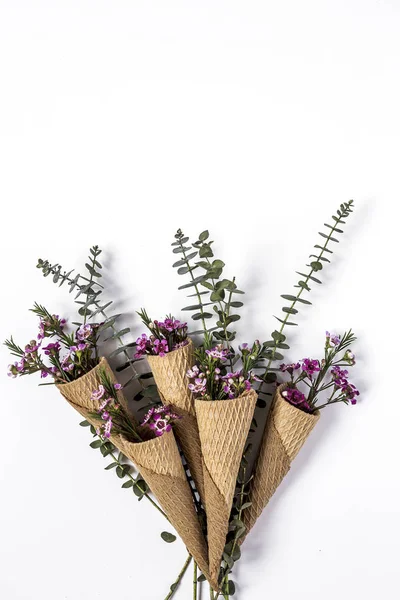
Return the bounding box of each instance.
[258,200,355,393]
[36,254,148,392]
[172,229,214,347]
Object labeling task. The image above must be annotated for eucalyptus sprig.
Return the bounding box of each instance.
[257,200,355,397]
[172,229,214,347]
[192,230,244,347]
[37,250,159,403]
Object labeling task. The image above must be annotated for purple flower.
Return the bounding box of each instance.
[172,340,189,350]
[77,324,93,341]
[43,342,61,356]
[114,383,122,390]
[343,383,360,405]
[141,404,181,436]
[98,397,111,412]
[91,385,105,401]
[188,377,207,395]
[69,343,87,353]
[325,331,341,348]
[103,418,112,438]
[331,366,349,390]
[205,345,230,361]
[24,340,40,354]
[301,358,321,377]
[281,387,312,413]
[153,338,169,357]
[101,410,110,420]
[279,362,301,374]
[40,369,48,378]
[187,365,200,379]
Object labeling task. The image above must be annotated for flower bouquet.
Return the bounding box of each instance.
[6,201,360,598]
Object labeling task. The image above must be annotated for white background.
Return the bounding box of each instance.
[0,1,399,599]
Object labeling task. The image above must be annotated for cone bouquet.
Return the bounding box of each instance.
[6,205,358,598]
[195,390,257,583]
[147,340,205,503]
[242,384,319,538]
[56,358,210,581]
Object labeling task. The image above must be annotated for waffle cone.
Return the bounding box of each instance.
[147,341,205,503]
[57,358,211,584]
[195,390,257,583]
[242,384,319,540]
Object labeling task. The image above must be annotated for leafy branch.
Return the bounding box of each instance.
[257,200,355,396]
[36,250,159,402]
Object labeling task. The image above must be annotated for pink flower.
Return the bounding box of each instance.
[91,385,105,401]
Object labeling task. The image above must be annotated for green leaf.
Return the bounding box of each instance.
[241,502,253,510]
[197,574,206,582]
[228,580,236,595]
[199,244,213,258]
[310,261,323,271]
[281,294,298,302]
[181,304,203,311]
[90,440,102,449]
[79,420,90,427]
[282,307,298,315]
[192,312,213,320]
[161,532,177,543]
[199,230,209,241]
[271,331,286,342]
[122,480,134,488]
[274,316,298,326]
[105,462,118,470]
[297,280,311,291]
[230,301,243,308]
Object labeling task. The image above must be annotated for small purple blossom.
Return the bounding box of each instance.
[114,383,122,390]
[279,362,301,374]
[42,341,61,356]
[301,358,321,377]
[24,340,40,354]
[281,387,312,413]
[325,331,341,348]
[141,405,181,437]
[103,418,112,438]
[77,324,93,341]
[91,385,105,401]
[205,345,230,361]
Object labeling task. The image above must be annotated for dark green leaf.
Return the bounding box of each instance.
[161,532,177,543]
[199,230,209,241]
[79,420,90,427]
[90,440,102,449]
[122,480,134,488]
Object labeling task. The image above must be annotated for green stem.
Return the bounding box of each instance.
[107,447,168,520]
[164,554,192,600]
[193,562,198,600]
[259,219,338,387]
[210,585,215,599]
[179,242,210,342]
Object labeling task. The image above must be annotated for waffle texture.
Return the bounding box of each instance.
[147,340,205,504]
[195,390,257,583]
[57,358,211,585]
[242,384,319,540]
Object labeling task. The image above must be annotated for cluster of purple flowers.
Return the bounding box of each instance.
[141,405,181,437]
[281,387,312,413]
[278,330,359,411]
[331,366,359,404]
[187,344,259,400]
[134,334,170,359]
[7,316,100,382]
[91,382,123,439]
[280,358,321,378]
[134,317,189,359]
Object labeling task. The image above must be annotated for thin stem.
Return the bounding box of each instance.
[179,241,211,345]
[193,562,198,600]
[259,219,338,388]
[164,554,192,600]
[107,447,168,520]
[210,585,215,599]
